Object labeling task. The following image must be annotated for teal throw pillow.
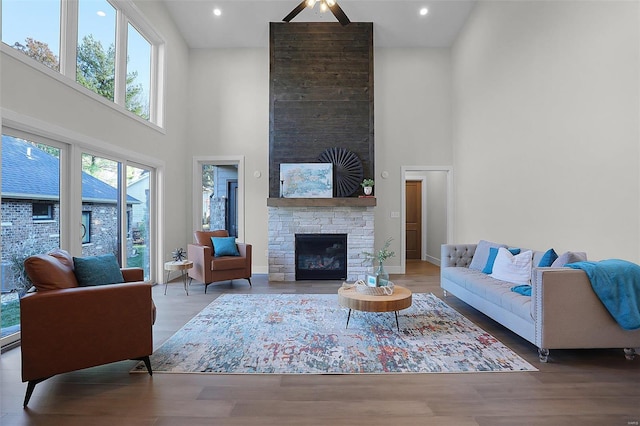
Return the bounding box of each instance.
[482,247,521,274]
[538,248,558,267]
[73,254,125,287]
[212,236,240,257]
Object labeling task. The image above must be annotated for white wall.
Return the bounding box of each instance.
[425,171,448,262]
[452,0,640,261]
[187,49,270,272]
[363,48,453,270]
[1,1,191,277]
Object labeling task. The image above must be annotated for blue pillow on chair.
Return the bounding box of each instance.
[211,237,240,257]
[73,254,125,286]
[482,247,521,274]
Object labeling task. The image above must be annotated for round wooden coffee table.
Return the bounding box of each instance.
[338,285,412,331]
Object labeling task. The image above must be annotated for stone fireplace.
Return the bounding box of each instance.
[267,200,375,282]
[266,23,376,282]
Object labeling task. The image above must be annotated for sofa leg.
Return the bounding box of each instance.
[23,377,48,408]
[538,348,549,363]
[624,348,636,360]
[246,277,252,286]
[133,356,153,375]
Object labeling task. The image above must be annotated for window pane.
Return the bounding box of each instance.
[1,0,61,71]
[201,165,215,231]
[126,23,151,120]
[81,211,91,244]
[32,203,53,220]
[127,166,150,279]
[77,0,116,101]
[81,153,121,258]
[201,164,239,236]
[2,135,61,342]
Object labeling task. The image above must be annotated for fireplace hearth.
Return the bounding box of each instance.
[295,234,347,280]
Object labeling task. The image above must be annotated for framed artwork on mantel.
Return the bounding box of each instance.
[280,163,333,198]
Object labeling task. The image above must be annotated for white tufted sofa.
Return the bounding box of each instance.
[441,243,640,362]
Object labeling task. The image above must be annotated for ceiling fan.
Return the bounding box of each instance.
[283,0,351,26]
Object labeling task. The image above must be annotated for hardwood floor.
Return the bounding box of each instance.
[2,260,639,425]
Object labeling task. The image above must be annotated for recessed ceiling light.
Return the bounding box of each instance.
[419,7,429,16]
[213,8,222,16]
[96,10,106,17]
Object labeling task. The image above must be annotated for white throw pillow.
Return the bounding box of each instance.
[490,247,533,286]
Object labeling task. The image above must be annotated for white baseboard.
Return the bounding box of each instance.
[425,255,440,266]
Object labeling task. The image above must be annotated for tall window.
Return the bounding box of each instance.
[199,162,241,238]
[1,134,62,346]
[1,127,158,349]
[126,23,151,120]
[1,0,61,70]
[127,166,151,279]
[77,0,116,101]
[1,0,164,125]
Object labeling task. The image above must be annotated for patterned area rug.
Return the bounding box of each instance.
[134,293,536,374]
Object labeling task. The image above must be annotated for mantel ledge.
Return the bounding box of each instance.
[267,197,376,207]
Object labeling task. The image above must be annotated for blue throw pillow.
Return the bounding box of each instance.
[73,254,125,287]
[212,236,240,257]
[538,248,559,267]
[482,247,521,274]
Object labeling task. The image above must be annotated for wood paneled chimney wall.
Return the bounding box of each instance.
[269,22,374,198]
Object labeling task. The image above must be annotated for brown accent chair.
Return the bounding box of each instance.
[20,249,154,407]
[187,230,252,293]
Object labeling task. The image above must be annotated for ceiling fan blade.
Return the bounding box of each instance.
[328,2,351,26]
[283,1,308,22]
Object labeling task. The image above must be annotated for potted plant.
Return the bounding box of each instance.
[361,178,374,196]
[363,237,395,284]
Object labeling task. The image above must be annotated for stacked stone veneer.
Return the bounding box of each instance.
[268,206,375,281]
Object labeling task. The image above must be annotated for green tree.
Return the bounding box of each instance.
[13,37,59,71]
[76,34,116,101]
[202,165,216,192]
[12,35,147,119]
[76,35,146,117]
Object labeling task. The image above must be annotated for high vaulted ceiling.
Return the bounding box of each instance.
[161,0,477,48]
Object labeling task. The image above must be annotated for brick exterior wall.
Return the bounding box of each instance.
[268,206,374,282]
[1,199,131,291]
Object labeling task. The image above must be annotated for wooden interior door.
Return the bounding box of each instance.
[405,180,422,260]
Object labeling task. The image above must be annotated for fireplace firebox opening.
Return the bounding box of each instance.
[295,233,347,280]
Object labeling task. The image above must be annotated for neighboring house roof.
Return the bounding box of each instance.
[1,135,139,204]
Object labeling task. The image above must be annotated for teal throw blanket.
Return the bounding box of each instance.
[511,285,531,297]
[567,259,640,330]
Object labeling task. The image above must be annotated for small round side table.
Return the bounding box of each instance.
[164,260,193,295]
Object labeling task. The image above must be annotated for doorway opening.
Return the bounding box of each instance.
[400,166,453,272]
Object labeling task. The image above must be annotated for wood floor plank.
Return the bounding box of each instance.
[1,260,639,425]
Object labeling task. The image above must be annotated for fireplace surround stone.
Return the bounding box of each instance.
[268,206,374,281]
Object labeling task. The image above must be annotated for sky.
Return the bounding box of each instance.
[2,0,151,101]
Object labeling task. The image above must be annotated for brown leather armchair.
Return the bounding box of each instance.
[187,230,252,293]
[20,249,154,407]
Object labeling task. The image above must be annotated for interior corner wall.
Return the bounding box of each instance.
[451,0,640,261]
[186,48,270,273]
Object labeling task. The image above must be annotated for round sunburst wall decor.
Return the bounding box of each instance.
[318,147,364,197]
